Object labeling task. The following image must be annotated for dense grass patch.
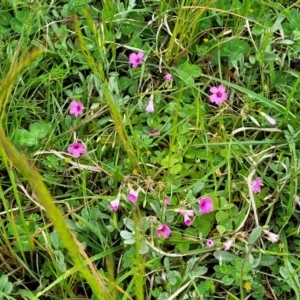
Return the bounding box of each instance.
[0,0,300,299]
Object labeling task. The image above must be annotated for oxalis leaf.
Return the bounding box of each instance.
[248,226,262,245]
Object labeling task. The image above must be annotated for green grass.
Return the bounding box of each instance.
[0,0,300,299]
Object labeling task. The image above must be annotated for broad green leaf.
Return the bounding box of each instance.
[220,39,250,57]
[120,230,135,241]
[248,226,262,245]
[222,275,235,285]
[0,12,12,25]
[287,8,300,31]
[161,155,178,168]
[10,18,23,34]
[30,122,50,139]
[259,255,277,266]
[220,198,234,210]
[139,240,149,254]
[216,225,227,235]
[50,231,61,250]
[192,181,204,195]
[15,129,38,146]
[214,250,237,262]
[169,164,182,174]
[191,267,208,277]
[216,211,228,223]
[119,76,132,91]
[176,62,202,83]
[16,11,28,23]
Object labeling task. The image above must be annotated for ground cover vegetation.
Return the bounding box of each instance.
[0,0,300,299]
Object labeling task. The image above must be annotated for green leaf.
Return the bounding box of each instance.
[214,250,237,262]
[248,226,262,245]
[222,275,235,285]
[287,8,300,31]
[190,267,208,277]
[177,62,202,82]
[0,276,8,289]
[263,51,277,62]
[54,250,66,272]
[220,39,250,57]
[15,129,38,146]
[10,18,23,34]
[50,231,61,250]
[119,76,132,91]
[0,25,10,36]
[216,211,228,223]
[29,122,50,139]
[192,181,204,195]
[219,198,234,210]
[139,240,149,254]
[120,230,135,244]
[161,155,178,168]
[216,225,227,235]
[259,255,277,266]
[169,164,182,174]
[0,12,12,25]
[129,80,138,95]
[123,217,135,232]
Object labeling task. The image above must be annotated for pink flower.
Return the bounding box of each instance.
[110,195,120,211]
[67,141,86,158]
[164,197,170,206]
[183,214,193,226]
[265,231,279,243]
[260,112,276,126]
[128,188,139,203]
[128,51,144,68]
[149,129,159,137]
[181,209,195,226]
[209,85,228,105]
[224,239,234,251]
[164,73,173,81]
[69,101,84,117]
[175,209,195,226]
[157,224,171,238]
[199,197,213,213]
[146,95,154,113]
[206,239,215,247]
[252,178,263,193]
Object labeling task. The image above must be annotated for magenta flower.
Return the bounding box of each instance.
[209,85,228,105]
[206,239,215,247]
[175,209,195,226]
[128,188,139,203]
[181,209,195,226]
[164,197,170,206]
[110,195,120,211]
[128,51,144,68]
[224,239,234,251]
[199,197,213,213]
[157,224,171,238]
[146,96,154,113]
[69,101,84,117]
[252,178,263,193]
[164,73,173,81]
[183,214,193,226]
[67,141,86,158]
